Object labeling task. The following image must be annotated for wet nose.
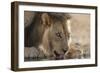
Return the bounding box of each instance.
[63,48,68,53]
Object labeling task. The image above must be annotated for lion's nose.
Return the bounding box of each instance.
[63,48,68,53]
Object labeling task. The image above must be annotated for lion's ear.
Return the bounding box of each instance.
[41,13,51,27]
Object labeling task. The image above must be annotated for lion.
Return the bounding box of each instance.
[24,12,71,61]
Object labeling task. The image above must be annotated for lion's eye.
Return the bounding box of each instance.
[56,32,62,39]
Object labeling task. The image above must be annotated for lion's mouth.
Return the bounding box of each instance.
[54,51,64,60]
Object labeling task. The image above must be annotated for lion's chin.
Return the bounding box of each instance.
[54,51,64,60]
[55,55,64,60]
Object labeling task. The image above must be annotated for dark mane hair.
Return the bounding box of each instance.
[25,13,43,47]
[49,13,71,23]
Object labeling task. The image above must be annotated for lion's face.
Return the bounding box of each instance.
[40,13,70,60]
[48,21,69,60]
